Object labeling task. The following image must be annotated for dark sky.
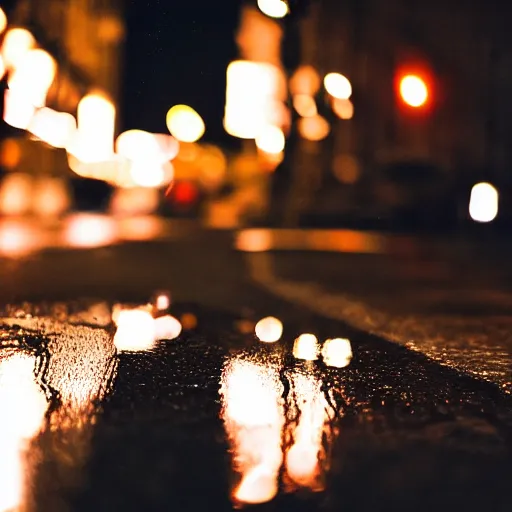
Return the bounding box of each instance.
[122,0,240,145]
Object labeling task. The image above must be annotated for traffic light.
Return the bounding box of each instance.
[395,64,433,112]
[399,74,428,108]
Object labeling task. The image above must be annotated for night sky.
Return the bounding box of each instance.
[122,0,241,145]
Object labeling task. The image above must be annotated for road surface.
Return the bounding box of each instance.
[0,227,511,511]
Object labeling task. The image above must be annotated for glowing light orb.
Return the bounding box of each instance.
[399,75,428,108]
[166,105,205,143]
[255,316,283,343]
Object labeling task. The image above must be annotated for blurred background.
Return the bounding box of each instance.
[0,0,510,257]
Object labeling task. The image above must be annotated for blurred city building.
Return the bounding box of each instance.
[0,0,126,216]
[276,0,512,226]
[288,0,510,171]
[7,0,124,116]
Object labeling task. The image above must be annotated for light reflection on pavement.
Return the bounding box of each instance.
[0,351,49,512]
[220,357,285,505]
[1,300,349,509]
[220,355,340,506]
[0,310,117,511]
[284,369,336,493]
[0,296,511,511]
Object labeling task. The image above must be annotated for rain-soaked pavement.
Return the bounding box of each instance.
[1,297,511,512]
[0,230,511,511]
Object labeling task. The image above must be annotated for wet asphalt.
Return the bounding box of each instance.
[1,296,510,512]
[0,232,511,511]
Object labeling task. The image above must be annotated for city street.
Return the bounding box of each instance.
[1,227,511,511]
[1,0,512,510]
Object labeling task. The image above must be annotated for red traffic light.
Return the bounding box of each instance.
[399,74,429,108]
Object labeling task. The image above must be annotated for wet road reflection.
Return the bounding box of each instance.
[0,351,48,512]
[221,357,285,505]
[221,351,342,506]
[1,298,511,511]
[1,314,118,510]
[284,370,336,492]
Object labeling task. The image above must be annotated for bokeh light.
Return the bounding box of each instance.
[1,28,35,69]
[116,130,178,164]
[0,173,32,216]
[293,334,319,361]
[0,138,21,170]
[290,65,321,96]
[297,115,330,141]
[114,309,156,351]
[3,89,35,130]
[469,182,498,223]
[28,108,77,149]
[70,92,116,163]
[154,292,171,311]
[257,0,289,19]
[399,74,428,108]
[116,130,159,161]
[8,49,56,107]
[166,105,205,143]
[293,94,317,117]
[196,144,227,192]
[324,73,352,99]
[255,125,285,154]
[117,216,163,241]
[65,214,117,248]
[110,187,160,216]
[236,229,273,252]
[129,160,170,188]
[0,220,40,257]
[152,133,180,161]
[224,60,286,139]
[331,98,354,120]
[154,315,182,341]
[0,8,7,35]
[255,316,283,343]
[33,177,71,218]
[321,338,353,368]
